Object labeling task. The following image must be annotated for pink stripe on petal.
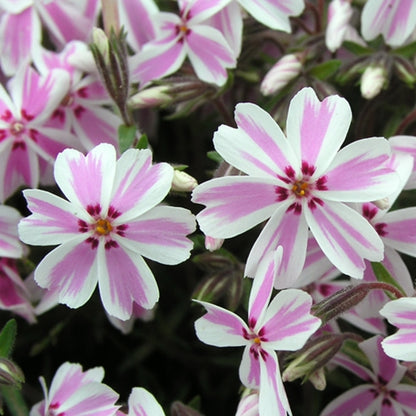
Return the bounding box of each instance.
[72,105,120,150]
[248,250,281,328]
[245,203,308,285]
[263,289,320,350]
[184,0,232,23]
[131,36,186,87]
[287,88,351,175]
[127,387,165,416]
[381,208,416,256]
[322,138,397,202]
[54,144,116,212]
[258,352,289,416]
[214,102,296,178]
[193,176,279,238]
[380,297,416,327]
[186,25,235,86]
[320,385,377,416]
[239,344,261,388]
[121,205,195,265]
[35,238,98,308]
[98,244,159,320]
[0,8,40,76]
[112,149,173,220]
[305,201,384,279]
[194,301,247,347]
[395,385,416,409]
[332,353,375,382]
[19,189,80,246]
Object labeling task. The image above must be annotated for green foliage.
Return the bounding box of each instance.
[371,262,406,298]
[118,124,137,152]
[0,320,16,358]
[308,60,342,80]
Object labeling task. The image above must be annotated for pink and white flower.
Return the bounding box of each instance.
[380,297,416,361]
[116,387,165,416]
[0,0,100,76]
[192,87,398,284]
[361,0,416,47]
[131,0,236,87]
[35,41,121,152]
[195,248,321,416]
[30,362,119,416]
[19,143,196,320]
[0,205,23,258]
[321,335,416,415]
[0,64,75,202]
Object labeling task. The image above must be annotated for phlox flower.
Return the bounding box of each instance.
[0,205,23,258]
[195,248,321,416]
[380,297,416,362]
[30,362,119,416]
[35,41,121,151]
[116,387,165,416]
[0,0,100,76]
[18,143,195,320]
[192,87,398,285]
[131,0,237,87]
[0,64,76,202]
[321,335,416,415]
[361,0,416,47]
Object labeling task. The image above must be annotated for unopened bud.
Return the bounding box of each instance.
[260,54,302,96]
[308,367,326,390]
[236,390,259,416]
[325,0,354,52]
[128,86,172,109]
[171,170,198,192]
[205,235,224,251]
[372,197,389,210]
[0,358,24,388]
[360,66,387,99]
[282,333,344,385]
[91,28,110,65]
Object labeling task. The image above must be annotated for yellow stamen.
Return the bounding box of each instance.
[179,25,188,33]
[253,337,261,345]
[95,219,113,235]
[292,181,308,197]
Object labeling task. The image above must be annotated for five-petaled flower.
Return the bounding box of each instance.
[18,143,195,320]
[192,87,399,286]
[195,248,321,416]
[321,335,416,415]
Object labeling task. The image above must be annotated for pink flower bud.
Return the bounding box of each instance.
[236,391,259,416]
[260,54,302,96]
[205,235,224,251]
[360,66,387,99]
[325,0,354,52]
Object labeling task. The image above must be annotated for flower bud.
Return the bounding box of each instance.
[128,86,172,109]
[360,66,387,99]
[0,358,24,388]
[325,0,354,52]
[171,170,198,192]
[372,197,389,210]
[236,390,259,416]
[205,235,224,251]
[91,28,110,65]
[260,54,302,96]
[282,333,345,385]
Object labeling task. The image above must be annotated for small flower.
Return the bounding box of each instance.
[321,335,416,415]
[195,248,321,416]
[360,66,387,100]
[19,143,195,320]
[260,54,302,96]
[30,362,119,416]
[193,87,398,284]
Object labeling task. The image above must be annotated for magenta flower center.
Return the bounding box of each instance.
[291,180,310,198]
[10,121,24,136]
[94,218,113,235]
